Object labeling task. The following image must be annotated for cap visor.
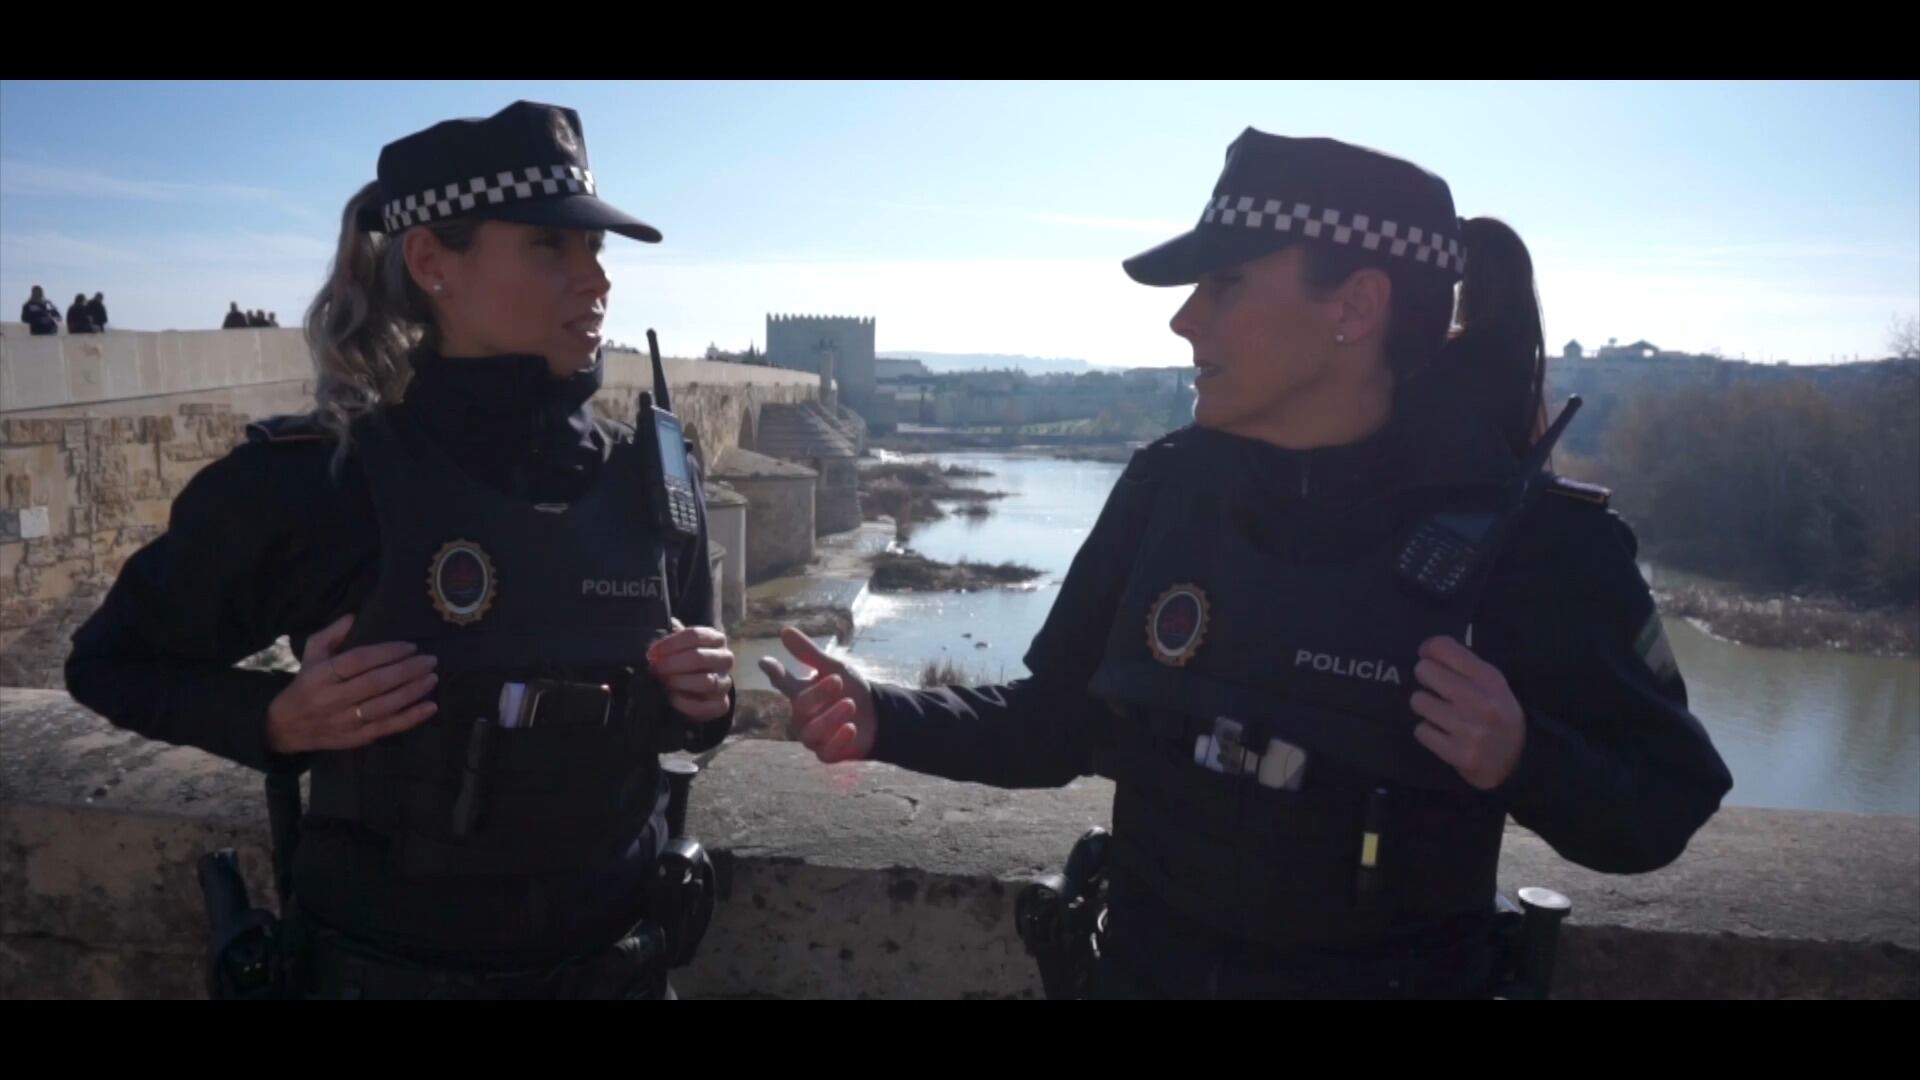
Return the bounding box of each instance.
[480,193,662,243]
[1122,226,1302,286]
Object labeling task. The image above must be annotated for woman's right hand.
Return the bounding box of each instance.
[266,614,440,754]
[757,626,878,764]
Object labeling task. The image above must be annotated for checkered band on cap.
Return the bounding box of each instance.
[1201,194,1466,274]
[382,164,595,232]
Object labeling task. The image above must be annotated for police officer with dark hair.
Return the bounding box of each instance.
[762,130,1733,999]
[22,285,61,334]
[66,292,97,334]
[67,101,736,999]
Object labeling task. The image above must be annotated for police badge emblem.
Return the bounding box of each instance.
[427,539,498,625]
[552,112,579,154]
[1146,583,1209,667]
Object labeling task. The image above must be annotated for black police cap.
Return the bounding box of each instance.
[356,100,660,243]
[1124,128,1464,287]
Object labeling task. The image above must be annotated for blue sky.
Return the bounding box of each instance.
[3,80,1915,365]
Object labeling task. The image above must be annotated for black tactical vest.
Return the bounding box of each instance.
[308,409,676,878]
[1085,428,1520,949]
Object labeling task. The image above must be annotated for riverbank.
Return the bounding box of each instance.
[872,429,1141,464]
[870,550,1044,592]
[1650,574,1918,658]
[858,460,1007,538]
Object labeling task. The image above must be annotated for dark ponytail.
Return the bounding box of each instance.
[1301,215,1548,458]
[1439,217,1547,457]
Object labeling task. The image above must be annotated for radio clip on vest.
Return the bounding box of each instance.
[1393,395,1583,602]
[640,329,701,541]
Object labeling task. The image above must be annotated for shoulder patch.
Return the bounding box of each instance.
[1633,609,1680,684]
[1546,475,1611,507]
